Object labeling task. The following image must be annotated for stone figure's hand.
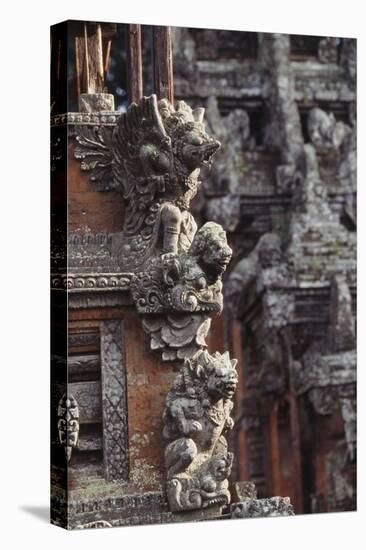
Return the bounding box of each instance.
[161,253,180,285]
[189,421,203,434]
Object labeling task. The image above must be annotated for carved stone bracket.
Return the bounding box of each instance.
[232,497,294,518]
[72,95,231,363]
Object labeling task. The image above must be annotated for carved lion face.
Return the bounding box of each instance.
[158,99,221,172]
[206,352,238,400]
[190,222,232,285]
[179,125,220,171]
[207,452,234,481]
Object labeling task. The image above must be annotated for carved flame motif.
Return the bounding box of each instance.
[57,394,79,462]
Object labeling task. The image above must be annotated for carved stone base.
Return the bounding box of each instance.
[231,497,294,518]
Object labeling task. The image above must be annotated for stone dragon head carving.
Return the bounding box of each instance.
[114,95,219,226]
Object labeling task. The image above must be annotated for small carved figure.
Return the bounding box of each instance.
[308,107,350,149]
[130,221,232,315]
[163,351,238,512]
[57,394,79,462]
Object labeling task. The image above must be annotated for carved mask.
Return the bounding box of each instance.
[180,127,220,171]
[206,354,238,400]
[57,394,79,462]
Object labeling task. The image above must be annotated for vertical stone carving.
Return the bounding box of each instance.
[163,351,238,512]
[261,33,304,165]
[57,394,80,462]
[74,95,244,515]
[100,320,129,481]
[74,95,230,362]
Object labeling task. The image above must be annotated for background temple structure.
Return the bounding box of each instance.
[51,23,356,528]
[171,29,356,514]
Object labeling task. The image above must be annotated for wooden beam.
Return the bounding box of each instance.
[152,26,174,103]
[126,24,143,104]
[75,23,105,97]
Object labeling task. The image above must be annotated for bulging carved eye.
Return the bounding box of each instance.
[190,136,203,146]
[196,276,207,289]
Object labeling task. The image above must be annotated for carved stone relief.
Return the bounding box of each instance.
[71,93,295,517]
[73,95,232,363]
[232,496,294,518]
[57,394,80,462]
[307,107,350,149]
[163,351,238,512]
[100,320,129,481]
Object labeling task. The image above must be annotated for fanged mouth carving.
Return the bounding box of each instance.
[201,142,220,165]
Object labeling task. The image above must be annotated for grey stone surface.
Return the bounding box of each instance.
[231,496,294,518]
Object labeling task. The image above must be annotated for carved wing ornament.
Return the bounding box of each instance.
[74,125,116,191]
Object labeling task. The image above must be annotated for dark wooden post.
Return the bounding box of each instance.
[74,23,117,102]
[75,23,104,95]
[126,24,143,104]
[152,26,174,103]
[282,329,304,514]
[51,24,67,114]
